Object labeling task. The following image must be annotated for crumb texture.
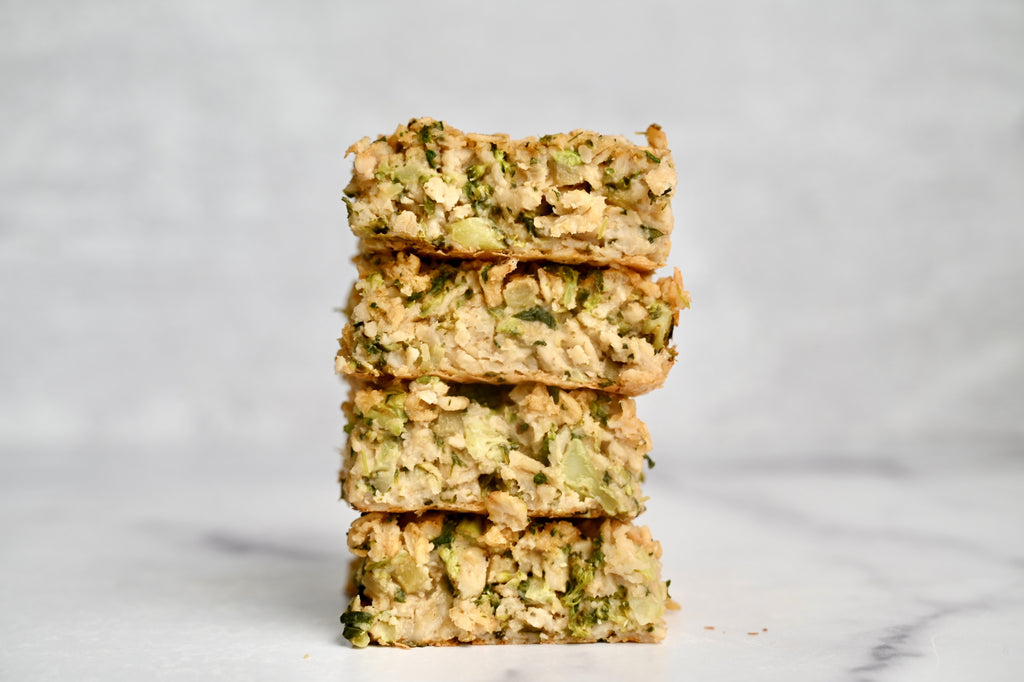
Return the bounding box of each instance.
[343,118,676,272]
[335,252,689,396]
[341,378,652,518]
[340,512,668,647]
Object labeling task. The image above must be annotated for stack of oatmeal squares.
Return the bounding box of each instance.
[335,118,689,647]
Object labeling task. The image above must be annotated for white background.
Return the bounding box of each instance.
[2,1,1022,680]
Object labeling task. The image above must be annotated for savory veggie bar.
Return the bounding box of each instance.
[341,512,668,646]
[343,117,676,272]
[342,377,653,519]
[335,251,689,396]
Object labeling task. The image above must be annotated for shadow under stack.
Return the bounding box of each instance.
[335,118,689,647]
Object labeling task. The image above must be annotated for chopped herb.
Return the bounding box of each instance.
[538,427,555,465]
[533,472,547,485]
[644,454,656,469]
[340,609,373,646]
[642,225,664,243]
[533,339,547,346]
[418,120,444,144]
[559,267,579,309]
[493,146,511,174]
[426,266,458,297]
[498,441,519,460]
[340,610,373,627]
[463,169,493,213]
[431,519,457,548]
[604,171,641,191]
[645,150,662,164]
[362,338,387,356]
[513,305,557,329]
[589,397,611,426]
[546,386,561,404]
[519,211,538,237]
[425,149,438,169]
[395,587,407,603]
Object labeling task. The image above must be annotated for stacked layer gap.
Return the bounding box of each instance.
[336,119,689,647]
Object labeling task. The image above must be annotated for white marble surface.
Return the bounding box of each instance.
[2,0,1022,679]
[3,458,1023,681]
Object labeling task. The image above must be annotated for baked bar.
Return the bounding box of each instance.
[340,512,668,646]
[343,118,675,272]
[341,377,653,519]
[335,252,689,396]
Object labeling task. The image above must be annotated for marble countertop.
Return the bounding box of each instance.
[4,452,1022,681]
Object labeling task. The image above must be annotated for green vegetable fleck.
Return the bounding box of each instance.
[450,217,504,251]
[431,519,457,548]
[426,266,458,297]
[418,120,444,144]
[513,305,557,329]
[519,212,538,238]
[589,396,611,427]
[493,146,511,174]
[641,225,665,243]
[559,267,579,309]
[563,439,621,515]
[552,149,582,167]
[340,609,373,648]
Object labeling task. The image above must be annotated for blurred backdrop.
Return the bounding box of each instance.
[2,0,1022,491]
